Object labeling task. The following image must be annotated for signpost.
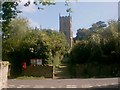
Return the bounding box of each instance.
[37,59,42,66]
[30,59,42,66]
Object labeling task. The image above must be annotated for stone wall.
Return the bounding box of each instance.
[0,61,9,90]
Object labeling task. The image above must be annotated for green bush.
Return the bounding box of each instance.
[74,63,120,78]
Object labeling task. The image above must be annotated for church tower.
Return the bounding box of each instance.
[59,14,73,47]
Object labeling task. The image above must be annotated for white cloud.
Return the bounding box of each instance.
[28,18,40,28]
[22,5,36,13]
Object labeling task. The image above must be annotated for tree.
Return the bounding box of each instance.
[72,20,119,64]
[100,20,120,62]
[76,28,92,40]
[2,18,69,76]
[43,29,69,65]
[89,21,107,32]
[2,18,29,77]
[70,40,91,64]
[88,34,103,62]
[1,0,74,38]
[2,2,21,36]
[2,18,29,61]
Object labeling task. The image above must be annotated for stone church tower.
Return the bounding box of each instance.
[59,14,73,47]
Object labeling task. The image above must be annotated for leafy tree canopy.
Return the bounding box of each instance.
[71,20,119,64]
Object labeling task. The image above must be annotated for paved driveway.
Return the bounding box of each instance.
[6,78,119,88]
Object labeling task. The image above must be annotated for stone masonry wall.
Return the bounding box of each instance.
[0,61,9,90]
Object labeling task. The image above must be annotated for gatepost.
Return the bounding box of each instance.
[0,61,9,90]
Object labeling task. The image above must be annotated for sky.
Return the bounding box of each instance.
[17,0,118,37]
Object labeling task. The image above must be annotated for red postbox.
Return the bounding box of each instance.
[22,62,26,70]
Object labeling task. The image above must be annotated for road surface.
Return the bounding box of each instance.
[6,78,119,88]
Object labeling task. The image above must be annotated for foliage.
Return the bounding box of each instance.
[2,2,21,36]
[1,1,72,77]
[69,20,120,78]
[2,18,69,77]
[23,0,73,13]
[71,20,119,64]
[2,18,28,60]
[75,63,120,78]
[89,21,107,32]
[76,28,92,40]
[76,21,107,41]
[70,40,91,64]
[1,0,75,41]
